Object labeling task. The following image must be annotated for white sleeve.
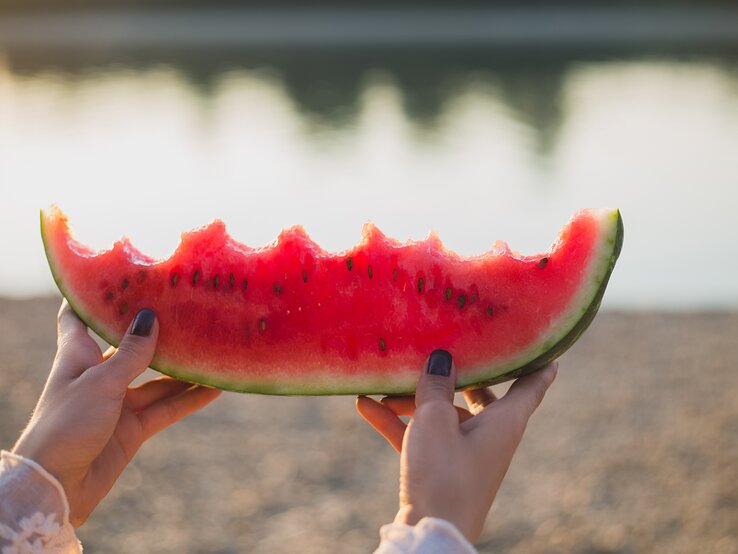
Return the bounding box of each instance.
[374,517,477,554]
[0,450,82,554]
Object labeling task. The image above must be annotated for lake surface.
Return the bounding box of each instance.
[1,12,737,309]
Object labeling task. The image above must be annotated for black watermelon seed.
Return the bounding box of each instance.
[119,302,129,315]
[273,283,283,295]
[121,278,129,290]
[302,270,308,283]
[470,290,479,303]
[378,337,386,352]
[229,273,235,287]
[367,265,373,279]
[105,291,114,302]
[214,275,220,289]
[346,257,353,271]
[243,279,249,291]
[445,287,453,301]
[457,294,467,309]
[418,277,425,293]
[486,305,495,316]
[538,257,549,269]
[171,273,179,287]
[192,270,200,285]
[259,318,266,332]
[393,268,398,281]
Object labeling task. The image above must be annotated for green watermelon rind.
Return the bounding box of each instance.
[458,209,624,390]
[42,209,623,396]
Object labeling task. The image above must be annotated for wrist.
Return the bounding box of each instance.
[13,426,61,483]
[394,504,423,527]
[395,503,477,543]
[395,504,459,528]
[13,430,43,464]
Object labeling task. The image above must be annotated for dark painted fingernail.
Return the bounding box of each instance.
[426,349,452,376]
[130,308,155,337]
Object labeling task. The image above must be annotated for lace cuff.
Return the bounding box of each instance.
[374,517,477,554]
[0,450,82,554]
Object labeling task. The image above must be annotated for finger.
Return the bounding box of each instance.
[87,308,159,390]
[54,300,102,375]
[356,396,406,452]
[415,349,456,410]
[57,299,88,341]
[380,396,416,416]
[124,376,196,412]
[381,396,474,423]
[500,362,558,419]
[465,363,558,451]
[455,405,475,423]
[137,385,221,441]
[102,346,116,361]
[463,387,498,415]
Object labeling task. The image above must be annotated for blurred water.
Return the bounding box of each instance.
[0,43,737,309]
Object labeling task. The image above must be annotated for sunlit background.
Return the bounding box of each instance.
[1,2,737,553]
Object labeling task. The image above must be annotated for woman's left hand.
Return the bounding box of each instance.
[12,300,221,527]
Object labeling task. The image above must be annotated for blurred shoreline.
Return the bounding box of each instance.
[1,7,738,49]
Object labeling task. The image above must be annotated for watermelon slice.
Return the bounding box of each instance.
[41,207,622,395]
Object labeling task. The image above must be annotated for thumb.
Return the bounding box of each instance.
[90,308,159,389]
[415,349,456,408]
[502,361,558,420]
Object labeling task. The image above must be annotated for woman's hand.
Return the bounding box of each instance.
[356,350,557,543]
[12,301,221,527]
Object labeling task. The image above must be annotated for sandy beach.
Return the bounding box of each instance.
[1,297,736,553]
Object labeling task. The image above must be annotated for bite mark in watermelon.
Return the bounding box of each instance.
[41,207,623,395]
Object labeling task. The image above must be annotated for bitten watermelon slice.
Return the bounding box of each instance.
[41,207,623,395]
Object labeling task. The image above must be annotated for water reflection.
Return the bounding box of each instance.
[0,47,737,308]
[7,47,735,150]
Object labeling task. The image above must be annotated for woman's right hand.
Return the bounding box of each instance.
[356,350,557,543]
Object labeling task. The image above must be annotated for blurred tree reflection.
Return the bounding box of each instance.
[2,46,736,158]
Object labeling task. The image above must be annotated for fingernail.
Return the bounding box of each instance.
[130,308,155,337]
[426,349,452,376]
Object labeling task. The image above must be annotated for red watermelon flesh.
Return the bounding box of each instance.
[41,207,623,395]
